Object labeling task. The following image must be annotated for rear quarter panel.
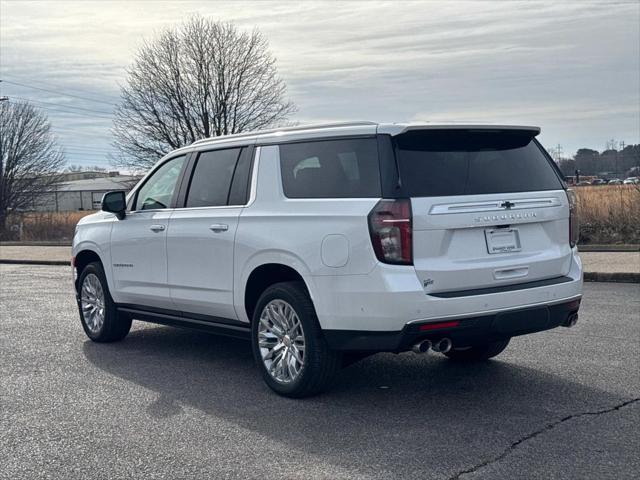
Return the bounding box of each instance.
[233,145,380,323]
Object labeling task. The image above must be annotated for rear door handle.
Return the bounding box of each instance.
[149,224,166,232]
[209,223,229,233]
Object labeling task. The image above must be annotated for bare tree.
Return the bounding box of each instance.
[0,101,65,237]
[112,16,296,170]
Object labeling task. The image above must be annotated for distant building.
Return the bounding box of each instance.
[32,172,140,212]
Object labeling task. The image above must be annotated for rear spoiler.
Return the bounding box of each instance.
[378,124,541,137]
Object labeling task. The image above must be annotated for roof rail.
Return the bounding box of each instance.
[190,121,378,146]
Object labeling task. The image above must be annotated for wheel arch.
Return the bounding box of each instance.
[242,263,313,323]
[73,248,105,293]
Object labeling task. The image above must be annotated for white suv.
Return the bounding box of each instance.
[72,121,583,397]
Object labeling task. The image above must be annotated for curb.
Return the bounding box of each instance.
[0,241,72,247]
[579,245,639,252]
[2,259,638,283]
[583,272,640,284]
[0,259,69,266]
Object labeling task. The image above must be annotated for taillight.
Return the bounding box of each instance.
[419,320,460,331]
[567,189,579,248]
[368,199,413,265]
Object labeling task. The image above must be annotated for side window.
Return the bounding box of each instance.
[279,138,381,198]
[135,155,186,210]
[185,148,241,208]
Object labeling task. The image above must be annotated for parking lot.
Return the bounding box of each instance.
[1,264,638,479]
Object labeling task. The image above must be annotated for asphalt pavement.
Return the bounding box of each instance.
[1,265,638,479]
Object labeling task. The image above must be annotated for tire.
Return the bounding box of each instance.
[77,262,131,342]
[251,281,341,398]
[444,338,510,361]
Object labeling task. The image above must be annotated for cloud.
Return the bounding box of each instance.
[1,0,638,167]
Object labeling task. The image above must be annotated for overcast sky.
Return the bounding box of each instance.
[1,0,639,169]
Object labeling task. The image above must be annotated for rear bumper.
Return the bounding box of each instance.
[324,296,582,352]
[311,248,582,331]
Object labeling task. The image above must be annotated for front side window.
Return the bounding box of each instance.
[279,138,381,198]
[135,155,186,210]
[185,148,241,208]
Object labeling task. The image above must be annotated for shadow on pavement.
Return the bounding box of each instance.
[83,324,626,478]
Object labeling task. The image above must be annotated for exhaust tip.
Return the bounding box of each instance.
[432,338,452,353]
[563,313,578,328]
[412,339,432,354]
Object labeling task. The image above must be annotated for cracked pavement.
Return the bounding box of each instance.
[1,265,639,479]
[448,398,640,479]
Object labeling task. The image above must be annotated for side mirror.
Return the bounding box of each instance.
[101,191,126,220]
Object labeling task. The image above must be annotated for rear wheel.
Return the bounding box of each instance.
[78,262,131,342]
[444,338,510,361]
[251,281,341,398]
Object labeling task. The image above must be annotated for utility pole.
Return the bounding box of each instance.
[619,141,626,176]
[554,143,563,162]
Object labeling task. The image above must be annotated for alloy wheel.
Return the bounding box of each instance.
[81,273,106,334]
[258,299,306,383]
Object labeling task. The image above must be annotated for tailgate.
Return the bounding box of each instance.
[390,127,571,295]
[411,190,572,294]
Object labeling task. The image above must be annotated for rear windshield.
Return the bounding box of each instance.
[393,130,563,196]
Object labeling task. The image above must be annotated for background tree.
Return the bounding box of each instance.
[557,157,576,177]
[0,101,65,238]
[574,148,600,175]
[620,144,640,175]
[113,16,296,170]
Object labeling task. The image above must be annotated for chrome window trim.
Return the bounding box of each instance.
[167,144,260,211]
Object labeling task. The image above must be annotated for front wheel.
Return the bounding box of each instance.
[251,282,341,398]
[443,338,510,361]
[78,262,131,342]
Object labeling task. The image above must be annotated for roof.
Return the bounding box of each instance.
[55,175,140,192]
[186,121,542,151]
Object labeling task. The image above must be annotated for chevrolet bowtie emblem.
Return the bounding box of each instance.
[501,201,515,209]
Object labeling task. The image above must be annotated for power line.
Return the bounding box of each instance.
[63,158,114,163]
[63,155,114,159]
[64,157,113,161]
[60,145,113,151]
[21,102,112,119]
[50,126,112,134]
[57,141,113,146]
[28,103,113,120]
[44,108,112,120]
[62,149,118,156]
[60,141,113,146]
[11,96,113,115]
[66,157,111,165]
[0,78,117,105]
[64,160,113,164]
[59,146,117,154]
[62,148,117,154]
